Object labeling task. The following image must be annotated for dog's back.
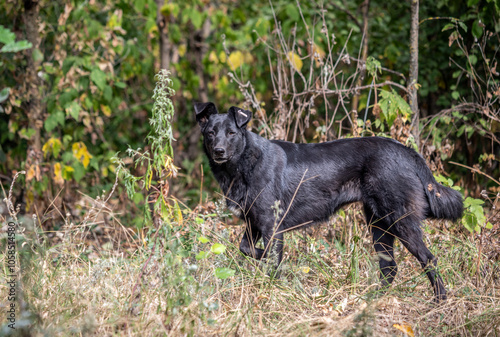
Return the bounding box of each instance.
[261,136,462,230]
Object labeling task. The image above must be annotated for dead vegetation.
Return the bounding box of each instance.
[1,176,499,336]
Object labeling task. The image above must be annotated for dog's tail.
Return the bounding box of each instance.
[415,156,463,221]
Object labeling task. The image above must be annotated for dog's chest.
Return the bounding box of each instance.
[215,171,248,216]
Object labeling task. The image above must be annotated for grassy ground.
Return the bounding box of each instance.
[1,188,499,336]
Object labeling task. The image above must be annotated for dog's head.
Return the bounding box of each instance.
[195,102,252,164]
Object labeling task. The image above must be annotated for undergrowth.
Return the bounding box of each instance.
[0,191,499,336]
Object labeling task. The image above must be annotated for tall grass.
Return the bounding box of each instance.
[1,190,499,336]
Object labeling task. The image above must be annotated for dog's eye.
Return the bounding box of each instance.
[228,131,236,136]
[207,131,215,136]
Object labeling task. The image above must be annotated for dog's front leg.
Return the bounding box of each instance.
[239,225,264,260]
[263,231,284,270]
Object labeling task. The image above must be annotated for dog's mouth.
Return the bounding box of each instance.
[213,157,229,164]
[212,155,231,164]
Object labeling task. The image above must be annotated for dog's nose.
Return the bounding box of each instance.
[214,148,225,156]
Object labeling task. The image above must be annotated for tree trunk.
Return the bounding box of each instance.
[23,0,43,182]
[189,18,211,103]
[156,0,171,70]
[351,0,371,115]
[408,0,420,147]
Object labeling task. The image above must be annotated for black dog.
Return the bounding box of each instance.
[195,102,463,301]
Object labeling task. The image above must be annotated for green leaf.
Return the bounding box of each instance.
[472,20,483,39]
[134,0,146,13]
[90,68,107,90]
[457,124,466,137]
[215,267,235,279]
[210,243,226,255]
[458,21,468,32]
[189,9,203,30]
[198,236,209,243]
[169,24,181,43]
[62,57,76,75]
[196,251,209,260]
[0,87,10,103]
[441,23,455,32]
[366,56,382,79]
[19,128,36,139]
[451,91,460,100]
[466,125,474,138]
[377,89,412,127]
[0,40,32,53]
[72,162,86,182]
[285,4,299,21]
[462,213,476,233]
[0,25,16,45]
[103,85,112,102]
[44,111,65,132]
[464,197,484,207]
[66,101,81,120]
[469,54,478,66]
[33,48,43,62]
[160,3,179,17]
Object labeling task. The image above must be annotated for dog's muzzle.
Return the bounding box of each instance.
[212,147,228,164]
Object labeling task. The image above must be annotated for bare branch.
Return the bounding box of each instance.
[327,2,362,30]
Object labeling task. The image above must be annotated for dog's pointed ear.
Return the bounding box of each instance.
[194,102,218,129]
[228,106,252,129]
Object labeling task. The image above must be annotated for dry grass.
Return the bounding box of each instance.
[0,181,499,337]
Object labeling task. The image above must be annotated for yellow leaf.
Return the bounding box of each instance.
[107,13,121,29]
[42,137,62,158]
[148,24,158,34]
[35,165,41,181]
[101,105,112,117]
[228,51,244,71]
[53,162,64,185]
[301,266,310,274]
[26,189,34,212]
[393,323,415,337]
[62,165,74,180]
[219,51,227,63]
[173,200,183,225]
[26,166,36,182]
[178,44,187,57]
[72,142,93,168]
[287,51,303,71]
[209,51,218,64]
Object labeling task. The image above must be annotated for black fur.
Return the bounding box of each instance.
[195,102,463,302]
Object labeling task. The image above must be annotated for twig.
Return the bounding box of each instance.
[448,161,500,185]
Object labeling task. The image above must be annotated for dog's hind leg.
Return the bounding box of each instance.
[240,225,264,260]
[371,228,398,291]
[365,206,398,289]
[372,227,397,288]
[396,225,447,302]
